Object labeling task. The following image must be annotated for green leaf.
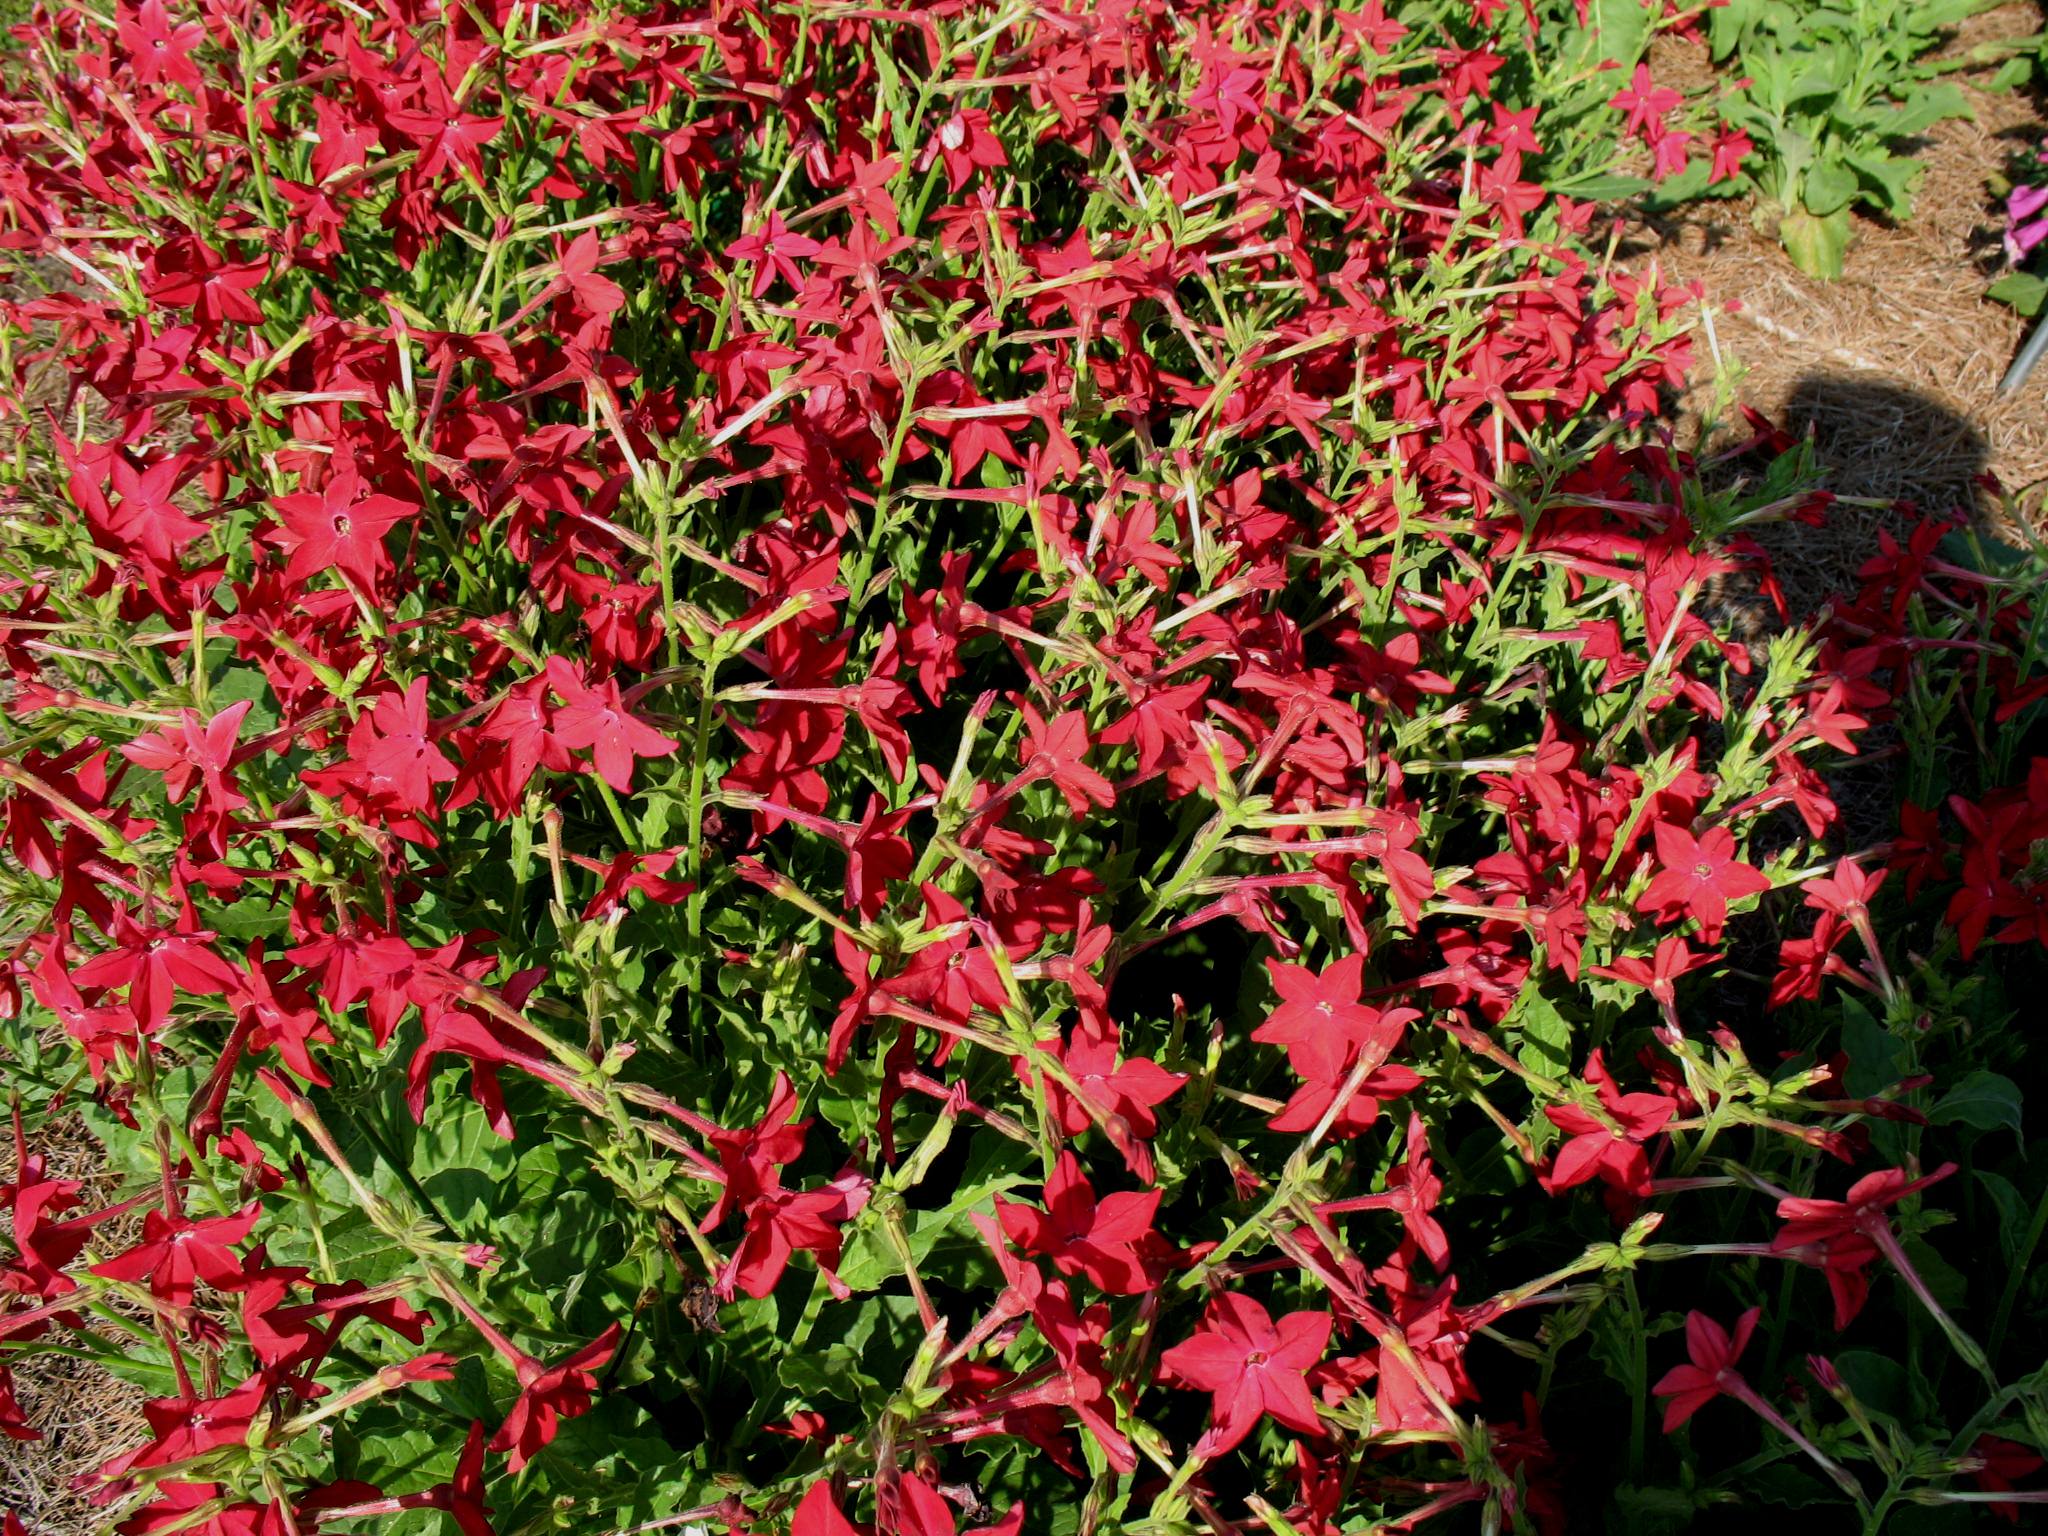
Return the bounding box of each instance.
[207,662,279,735]
[1555,0,1656,72]
[1642,156,1718,210]
[1885,81,1971,139]
[1803,158,1859,217]
[1550,171,1654,200]
[1510,987,1574,1077]
[1988,55,2036,93]
[1605,1484,1697,1536]
[1785,69,1845,105]
[1987,271,2048,318]
[1902,1236,1969,1310]
[1777,204,1859,280]
[777,1340,879,1401]
[1975,1170,2030,1263]
[1834,1349,1908,1421]
[1839,997,1903,1097]
[1927,1071,2022,1138]
[1745,1463,1833,1507]
[1844,149,1921,218]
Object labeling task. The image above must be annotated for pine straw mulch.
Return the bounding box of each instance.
[1,1114,146,1536]
[1613,2,2048,612]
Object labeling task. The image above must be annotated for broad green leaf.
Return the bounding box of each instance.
[1988,270,2048,318]
[1780,206,1852,278]
[1802,158,1859,218]
[1509,986,1574,1076]
[1974,1169,2031,1262]
[1840,997,1903,1097]
[1834,1348,1909,1421]
[1927,1070,2022,1138]
[1886,81,1971,138]
[1844,149,1922,216]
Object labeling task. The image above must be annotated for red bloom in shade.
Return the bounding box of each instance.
[841,797,915,919]
[703,1073,871,1299]
[1031,1015,1185,1180]
[1016,1281,1138,1472]
[1637,822,1771,942]
[8,1154,144,1295]
[1972,1435,2045,1523]
[1772,1164,1960,1329]
[572,849,694,920]
[1541,1049,1676,1198]
[997,1151,1162,1294]
[145,240,269,327]
[1769,912,1845,1009]
[552,231,624,319]
[103,453,208,565]
[231,940,336,1088]
[90,1202,261,1306]
[107,1481,300,1536]
[1649,129,1694,183]
[1018,706,1115,814]
[1160,1292,1332,1456]
[1773,1163,1957,1252]
[705,1072,812,1215]
[1266,1055,1424,1140]
[722,1170,871,1301]
[488,1324,622,1473]
[1361,1287,1477,1434]
[1652,1308,1759,1430]
[1782,1220,1880,1330]
[1889,801,1949,897]
[0,1365,35,1441]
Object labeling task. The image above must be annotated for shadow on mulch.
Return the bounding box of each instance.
[1691,370,1993,864]
[1746,371,1991,621]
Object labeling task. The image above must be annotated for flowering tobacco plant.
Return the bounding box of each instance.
[1,2,2046,1535]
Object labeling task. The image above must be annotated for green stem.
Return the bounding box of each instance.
[1624,1271,1648,1478]
[594,774,638,847]
[1989,1173,2048,1366]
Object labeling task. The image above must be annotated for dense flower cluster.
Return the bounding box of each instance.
[0,2,2043,1534]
